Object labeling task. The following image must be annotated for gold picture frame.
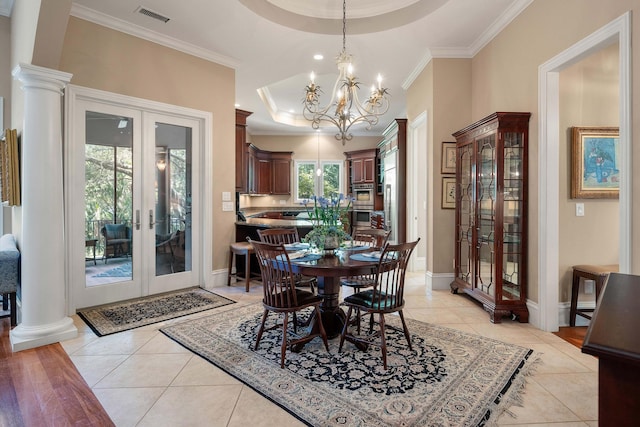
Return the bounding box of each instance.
[0,129,20,206]
[441,142,456,174]
[442,177,456,209]
[570,126,619,199]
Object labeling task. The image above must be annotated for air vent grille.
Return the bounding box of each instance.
[137,6,170,23]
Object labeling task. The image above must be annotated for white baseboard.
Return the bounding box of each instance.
[557,301,593,327]
[426,271,454,293]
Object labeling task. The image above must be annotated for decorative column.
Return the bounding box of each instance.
[10,63,77,351]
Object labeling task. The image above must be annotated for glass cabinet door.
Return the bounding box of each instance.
[457,143,474,286]
[501,132,524,300]
[476,135,496,297]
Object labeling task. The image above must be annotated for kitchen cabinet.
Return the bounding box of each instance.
[244,144,292,195]
[345,148,378,186]
[235,109,253,192]
[450,112,530,323]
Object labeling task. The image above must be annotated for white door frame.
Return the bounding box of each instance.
[408,111,428,273]
[64,85,213,314]
[537,12,631,332]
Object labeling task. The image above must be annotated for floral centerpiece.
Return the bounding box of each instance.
[301,194,352,251]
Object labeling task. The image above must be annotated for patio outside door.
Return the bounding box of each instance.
[72,99,201,309]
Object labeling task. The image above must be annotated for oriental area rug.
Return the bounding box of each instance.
[161,303,539,427]
[78,288,235,337]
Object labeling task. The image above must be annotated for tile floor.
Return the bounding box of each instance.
[61,273,598,426]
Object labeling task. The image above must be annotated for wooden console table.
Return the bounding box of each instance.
[582,272,640,426]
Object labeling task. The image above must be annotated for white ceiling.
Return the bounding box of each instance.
[6,0,533,138]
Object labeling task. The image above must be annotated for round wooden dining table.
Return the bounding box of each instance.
[288,250,381,339]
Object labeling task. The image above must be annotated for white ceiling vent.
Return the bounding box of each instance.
[136,6,170,23]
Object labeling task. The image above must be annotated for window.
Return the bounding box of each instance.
[294,160,344,201]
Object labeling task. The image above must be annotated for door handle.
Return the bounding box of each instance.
[149,210,155,229]
[135,210,141,230]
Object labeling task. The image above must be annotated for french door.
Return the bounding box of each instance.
[67,90,203,309]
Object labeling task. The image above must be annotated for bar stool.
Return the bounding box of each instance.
[228,241,259,292]
[570,264,618,326]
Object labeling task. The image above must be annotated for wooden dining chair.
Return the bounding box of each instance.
[250,239,329,368]
[339,238,420,369]
[257,228,316,294]
[340,228,391,332]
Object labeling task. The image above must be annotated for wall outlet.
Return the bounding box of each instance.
[584,279,595,294]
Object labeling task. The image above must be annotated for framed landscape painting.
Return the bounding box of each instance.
[571,126,619,199]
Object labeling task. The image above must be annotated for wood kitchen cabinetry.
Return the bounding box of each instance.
[235,109,252,192]
[450,112,530,323]
[246,144,292,195]
[345,148,378,188]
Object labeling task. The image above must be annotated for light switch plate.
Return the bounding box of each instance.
[222,191,231,201]
[222,201,234,211]
[575,203,585,217]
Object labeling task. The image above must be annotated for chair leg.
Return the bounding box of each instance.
[570,271,580,327]
[398,310,412,350]
[227,249,234,286]
[254,309,269,350]
[379,313,387,370]
[244,252,251,292]
[280,312,289,368]
[315,306,330,352]
[339,306,353,353]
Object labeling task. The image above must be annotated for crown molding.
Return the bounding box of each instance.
[402,0,533,90]
[70,3,240,69]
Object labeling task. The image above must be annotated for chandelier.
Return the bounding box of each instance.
[302,0,389,145]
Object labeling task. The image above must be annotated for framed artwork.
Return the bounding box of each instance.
[442,177,456,209]
[441,142,456,174]
[570,126,619,199]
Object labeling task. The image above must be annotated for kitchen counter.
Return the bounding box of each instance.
[235,217,314,228]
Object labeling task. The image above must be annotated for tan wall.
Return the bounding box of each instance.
[0,16,10,128]
[59,17,236,271]
[558,43,619,303]
[406,58,473,274]
[467,0,640,302]
[405,61,434,269]
[243,134,380,208]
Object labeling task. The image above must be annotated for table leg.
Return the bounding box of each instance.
[315,276,346,339]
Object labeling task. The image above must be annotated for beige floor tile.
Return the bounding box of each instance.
[69,354,129,387]
[136,332,193,354]
[72,329,158,355]
[550,341,599,371]
[404,307,465,324]
[171,355,242,386]
[59,328,100,354]
[227,386,306,427]
[469,321,546,345]
[95,353,193,388]
[526,343,593,375]
[137,385,243,427]
[533,373,598,421]
[496,379,581,424]
[93,387,166,427]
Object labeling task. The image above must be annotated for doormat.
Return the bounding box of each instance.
[77,288,235,337]
[161,303,539,427]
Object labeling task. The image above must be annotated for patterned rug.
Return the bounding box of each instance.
[161,303,538,427]
[78,288,235,336]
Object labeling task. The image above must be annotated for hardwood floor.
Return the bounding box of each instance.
[554,326,588,349]
[0,318,114,427]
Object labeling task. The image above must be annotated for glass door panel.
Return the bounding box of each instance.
[502,132,524,300]
[84,112,134,285]
[476,136,496,296]
[154,122,192,276]
[457,143,474,285]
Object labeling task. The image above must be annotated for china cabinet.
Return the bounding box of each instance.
[450,112,530,323]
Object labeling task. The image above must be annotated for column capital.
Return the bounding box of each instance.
[12,63,73,95]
